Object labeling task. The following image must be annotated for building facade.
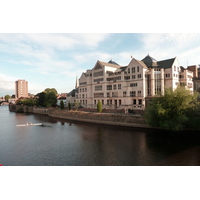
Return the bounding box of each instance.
[15,79,28,99]
[76,55,194,110]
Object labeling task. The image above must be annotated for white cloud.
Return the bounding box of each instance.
[139,33,200,65]
[0,73,18,96]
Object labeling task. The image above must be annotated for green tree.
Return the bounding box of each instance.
[44,88,58,95]
[68,102,71,110]
[4,95,11,102]
[44,91,57,107]
[35,92,46,107]
[35,88,58,107]
[97,100,102,112]
[60,100,64,109]
[74,101,80,110]
[145,86,200,131]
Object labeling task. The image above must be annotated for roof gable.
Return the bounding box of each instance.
[157,58,176,69]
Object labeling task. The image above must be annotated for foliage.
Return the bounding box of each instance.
[35,92,46,107]
[60,100,64,109]
[35,88,57,107]
[68,102,71,110]
[43,91,57,107]
[16,98,36,106]
[97,100,102,112]
[74,101,80,110]
[44,88,58,95]
[145,86,200,131]
[4,95,11,102]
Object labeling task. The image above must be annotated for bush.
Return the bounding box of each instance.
[145,86,200,131]
[68,102,71,110]
[97,100,102,112]
[60,100,64,109]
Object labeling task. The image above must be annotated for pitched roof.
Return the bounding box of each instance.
[99,61,122,69]
[157,58,176,69]
[108,60,119,65]
[67,88,78,97]
[136,60,148,69]
[142,54,158,67]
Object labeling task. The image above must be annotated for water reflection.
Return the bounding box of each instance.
[1,106,200,166]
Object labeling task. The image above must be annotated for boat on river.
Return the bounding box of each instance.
[16,123,43,127]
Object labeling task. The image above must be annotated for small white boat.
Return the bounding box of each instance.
[16,123,43,127]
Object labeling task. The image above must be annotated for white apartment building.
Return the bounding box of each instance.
[76,55,194,110]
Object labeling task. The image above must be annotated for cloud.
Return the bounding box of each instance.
[139,33,200,65]
[0,73,18,96]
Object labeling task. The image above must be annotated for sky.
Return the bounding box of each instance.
[1,33,200,97]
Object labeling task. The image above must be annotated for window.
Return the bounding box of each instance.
[128,68,130,74]
[133,99,136,104]
[112,92,118,97]
[138,99,142,105]
[123,91,126,97]
[138,91,142,97]
[137,66,139,72]
[165,74,170,78]
[85,88,87,92]
[130,83,137,87]
[132,67,135,73]
[95,85,102,91]
[124,76,130,80]
[137,74,141,79]
[118,84,121,89]
[94,100,96,104]
[94,71,103,77]
[132,75,135,79]
[174,66,176,71]
[94,93,104,98]
[107,85,112,90]
[130,91,136,97]
[102,100,104,105]
[113,84,117,90]
[107,92,110,97]
[82,94,84,98]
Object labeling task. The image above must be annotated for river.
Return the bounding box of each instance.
[0,105,200,166]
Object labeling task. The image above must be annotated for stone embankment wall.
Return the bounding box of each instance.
[49,109,150,128]
[9,104,150,128]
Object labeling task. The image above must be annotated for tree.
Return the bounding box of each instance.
[4,95,11,102]
[60,100,64,109]
[35,92,46,107]
[145,86,200,131]
[44,88,58,95]
[68,102,71,110]
[35,88,58,107]
[44,91,57,107]
[97,100,102,112]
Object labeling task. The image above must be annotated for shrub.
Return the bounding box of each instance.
[145,86,200,131]
[68,102,71,110]
[60,100,64,109]
[97,100,102,112]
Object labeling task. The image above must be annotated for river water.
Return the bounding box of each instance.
[1,105,200,166]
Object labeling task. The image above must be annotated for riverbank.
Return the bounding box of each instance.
[9,104,151,129]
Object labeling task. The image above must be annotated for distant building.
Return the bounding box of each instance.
[57,96,67,107]
[188,65,200,92]
[15,79,28,99]
[76,55,194,111]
